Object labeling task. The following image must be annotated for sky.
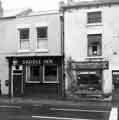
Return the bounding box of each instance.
[1,0,67,11]
[1,0,91,11]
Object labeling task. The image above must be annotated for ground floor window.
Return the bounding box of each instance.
[112,71,119,90]
[44,64,58,83]
[26,65,41,83]
[77,70,102,91]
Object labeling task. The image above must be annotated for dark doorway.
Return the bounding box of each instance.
[112,71,119,91]
[13,70,23,97]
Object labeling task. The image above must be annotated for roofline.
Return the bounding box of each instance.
[60,1,119,11]
[16,10,60,18]
[0,16,16,20]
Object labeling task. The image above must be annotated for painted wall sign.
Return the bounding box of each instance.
[22,60,41,64]
[43,59,54,64]
[22,59,54,65]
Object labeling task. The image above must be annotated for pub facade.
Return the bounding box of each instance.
[61,0,119,100]
[0,9,64,98]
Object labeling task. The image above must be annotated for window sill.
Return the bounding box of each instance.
[25,81,40,83]
[86,23,103,27]
[85,56,104,60]
[43,81,59,84]
[35,49,48,53]
[18,49,30,53]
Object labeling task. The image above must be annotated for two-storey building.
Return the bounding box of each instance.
[61,0,119,100]
[0,7,64,98]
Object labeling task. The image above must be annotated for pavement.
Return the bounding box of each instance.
[0,95,112,108]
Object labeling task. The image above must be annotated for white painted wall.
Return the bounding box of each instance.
[64,4,119,94]
[0,12,61,95]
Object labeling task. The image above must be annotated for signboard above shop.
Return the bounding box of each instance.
[72,61,109,70]
[22,59,54,65]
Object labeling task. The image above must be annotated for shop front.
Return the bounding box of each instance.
[7,56,63,98]
[71,61,109,98]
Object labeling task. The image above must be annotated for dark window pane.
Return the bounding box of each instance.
[44,65,57,82]
[88,11,101,24]
[37,27,48,38]
[19,28,29,39]
[88,34,102,56]
[26,65,40,82]
[77,71,101,90]
[112,71,119,90]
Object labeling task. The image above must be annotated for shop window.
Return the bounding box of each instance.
[88,34,102,56]
[37,27,48,49]
[112,71,119,90]
[19,28,30,49]
[77,71,102,90]
[44,65,58,83]
[26,65,40,83]
[87,11,102,24]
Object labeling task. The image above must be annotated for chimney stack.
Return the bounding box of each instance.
[67,0,73,5]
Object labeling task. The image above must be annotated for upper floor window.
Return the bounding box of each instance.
[37,27,48,50]
[19,28,29,49]
[87,11,102,24]
[88,34,102,56]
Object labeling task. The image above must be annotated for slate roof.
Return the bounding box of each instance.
[2,8,32,18]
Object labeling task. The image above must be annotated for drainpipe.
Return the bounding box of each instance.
[59,1,65,98]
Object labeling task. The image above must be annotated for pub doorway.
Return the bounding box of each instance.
[12,66,23,97]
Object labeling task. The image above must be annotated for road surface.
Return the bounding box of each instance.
[0,104,111,120]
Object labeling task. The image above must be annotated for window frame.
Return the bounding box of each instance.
[87,11,102,24]
[87,34,102,57]
[36,26,48,50]
[25,65,41,83]
[112,70,119,90]
[43,64,59,83]
[18,28,30,50]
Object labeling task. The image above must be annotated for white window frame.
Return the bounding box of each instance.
[35,24,48,52]
[86,10,103,26]
[87,11,102,24]
[17,28,30,52]
[43,64,59,83]
[87,33,102,57]
[25,65,41,83]
[17,25,31,52]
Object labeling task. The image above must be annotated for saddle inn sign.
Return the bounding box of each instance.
[72,61,109,70]
[22,59,54,65]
